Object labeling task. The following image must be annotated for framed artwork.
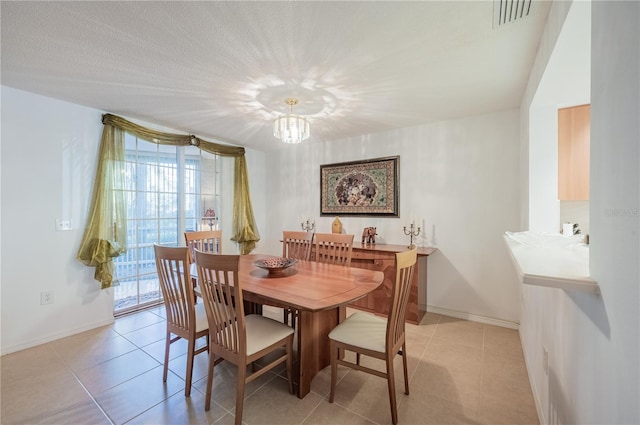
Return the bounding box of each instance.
[320,156,399,217]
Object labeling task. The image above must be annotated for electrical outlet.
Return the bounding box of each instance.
[543,346,549,375]
[55,219,72,231]
[40,291,54,305]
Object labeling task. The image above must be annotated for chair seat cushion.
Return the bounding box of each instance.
[328,312,387,353]
[245,314,294,356]
[194,303,209,333]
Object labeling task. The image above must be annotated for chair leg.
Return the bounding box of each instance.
[386,356,398,425]
[286,337,294,395]
[185,337,196,396]
[235,364,247,425]
[163,331,171,382]
[402,342,409,395]
[205,351,216,411]
[329,340,338,403]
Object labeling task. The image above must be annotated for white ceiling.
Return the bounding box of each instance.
[1,1,552,152]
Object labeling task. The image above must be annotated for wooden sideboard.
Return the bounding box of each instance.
[349,243,437,324]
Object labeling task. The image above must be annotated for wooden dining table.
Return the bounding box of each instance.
[233,254,384,398]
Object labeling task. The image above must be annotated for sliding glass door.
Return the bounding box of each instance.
[113,134,219,314]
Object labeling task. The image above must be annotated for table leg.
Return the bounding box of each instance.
[296,307,341,398]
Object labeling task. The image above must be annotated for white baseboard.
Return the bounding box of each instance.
[1,317,115,356]
[426,305,520,330]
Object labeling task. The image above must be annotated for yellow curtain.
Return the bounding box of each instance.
[76,124,127,289]
[231,156,261,254]
[77,113,260,288]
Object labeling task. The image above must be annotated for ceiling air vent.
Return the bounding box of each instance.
[493,0,532,28]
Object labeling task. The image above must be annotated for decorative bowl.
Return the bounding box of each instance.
[253,257,297,275]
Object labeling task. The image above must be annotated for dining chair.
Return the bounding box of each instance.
[194,250,295,424]
[184,230,222,301]
[281,230,314,326]
[314,232,354,266]
[282,230,314,261]
[328,247,418,425]
[153,244,209,397]
[184,230,222,263]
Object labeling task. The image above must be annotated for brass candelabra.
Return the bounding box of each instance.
[301,219,315,232]
[403,223,421,248]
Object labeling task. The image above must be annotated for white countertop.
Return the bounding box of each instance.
[503,231,599,294]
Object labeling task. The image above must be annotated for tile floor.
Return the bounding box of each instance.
[1,306,539,425]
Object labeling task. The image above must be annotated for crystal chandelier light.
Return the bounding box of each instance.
[273,98,310,144]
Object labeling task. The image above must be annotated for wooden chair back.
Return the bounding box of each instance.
[387,248,418,351]
[194,251,243,362]
[154,244,196,334]
[184,230,222,263]
[154,243,210,396]
[282,231,314,261]
[314,233,354,266]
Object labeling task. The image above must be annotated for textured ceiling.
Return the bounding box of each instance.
[1,1,551,152]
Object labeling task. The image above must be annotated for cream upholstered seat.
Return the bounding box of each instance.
[328,248,418,425]
[281,230,314,326]
[194,250,294,425]
[153,244,209,397]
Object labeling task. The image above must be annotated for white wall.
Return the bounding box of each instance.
[529,105,560,232]
[519,1,640,424]
[0,86,266,354]
[263,109,523,326]
[1,86,113,354]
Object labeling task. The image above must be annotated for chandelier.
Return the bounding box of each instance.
[273,98,310,144]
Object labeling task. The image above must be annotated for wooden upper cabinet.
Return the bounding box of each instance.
[558,104,590,200]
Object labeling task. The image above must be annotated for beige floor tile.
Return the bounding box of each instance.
[95,365,184,424]
[51,328,138,372]
[126,387,228,425]
[191,359,278,412]
[0,309,539,425]
[144,305,167,319]
[76,349,160,394]
[141,335,189,363]
[433,321,485,348]
[479,372,539,425]
[168,347,211,384]
[0,344,67,386]
[241,375,324,425]
[438,315,485,330]
[112,310,165,334]
[483,352,529,383]
[141,333,208,364]
[310,364,351,398]
[302,399,377,424]
[0,368,94,424]
[410,360,482,412]
[399,392,479,425]
[8,399,112,425]
[483,325,525,360]
[328,366,404,424]
[477,386,539,425]
[420,312,444,325]
[423,337,484,372]
[120,320,167,348]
